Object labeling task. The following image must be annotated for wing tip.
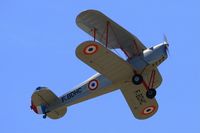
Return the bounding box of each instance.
[76,9,103,26]
[136,103,159,120]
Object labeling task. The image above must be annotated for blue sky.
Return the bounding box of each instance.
[1,0,200,132]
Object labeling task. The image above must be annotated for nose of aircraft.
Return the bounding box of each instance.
[163,42,169,55]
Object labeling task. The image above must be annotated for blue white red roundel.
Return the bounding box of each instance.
[83,44,98,55]
[88,79,99,90]
[142,106,156,115]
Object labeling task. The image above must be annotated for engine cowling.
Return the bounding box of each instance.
[143,43,168,66]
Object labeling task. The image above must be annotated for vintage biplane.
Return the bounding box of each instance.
[30,10,169,120]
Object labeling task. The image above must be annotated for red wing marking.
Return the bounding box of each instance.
[83,44,99,55]
[142,105,156,115]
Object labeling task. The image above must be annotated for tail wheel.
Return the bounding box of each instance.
[43,114,47,119]
[146,89,157,99]
[132,74,143,85]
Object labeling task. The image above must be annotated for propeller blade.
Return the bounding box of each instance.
[163,34,169,55]
[163,34,169,46]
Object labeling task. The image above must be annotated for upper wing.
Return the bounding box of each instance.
[76,41,133,82]
[121,83,158,119]
[76,10,146,57]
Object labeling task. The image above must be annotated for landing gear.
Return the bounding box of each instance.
[43,114,47,119]
[146,89,156,99]
[132,74,143,85]
[132,70,157,99]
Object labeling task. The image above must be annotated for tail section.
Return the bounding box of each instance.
[31,101,46,114]
[30,87,67,119]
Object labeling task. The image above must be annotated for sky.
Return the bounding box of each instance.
[0,0,200,132]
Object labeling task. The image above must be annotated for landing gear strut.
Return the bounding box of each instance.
[132,74,143,85]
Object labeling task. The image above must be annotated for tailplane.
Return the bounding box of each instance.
[30,87,67,119]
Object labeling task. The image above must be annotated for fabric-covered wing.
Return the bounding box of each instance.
[76,10,146,57]
[76,41,133,82]
[121,83,158,119]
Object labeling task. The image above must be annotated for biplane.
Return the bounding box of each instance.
[30,10,169,120]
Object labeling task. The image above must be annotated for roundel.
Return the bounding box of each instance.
[88,79,99,90]
[83,44,98,55]
[142,106,156,115]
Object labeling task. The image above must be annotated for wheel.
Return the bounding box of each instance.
[132,74,143,85]
[36,86,43,90]
[43,114,47,119]
[146,89,156,99]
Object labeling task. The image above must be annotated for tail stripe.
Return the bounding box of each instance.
[36,105,46,114]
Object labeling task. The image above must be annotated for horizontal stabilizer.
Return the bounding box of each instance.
[31,87,67,119]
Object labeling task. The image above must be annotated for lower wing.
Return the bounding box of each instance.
[120,83,158,119]
[76,41,133,82]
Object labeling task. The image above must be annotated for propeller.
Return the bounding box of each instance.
[163,34,169,55]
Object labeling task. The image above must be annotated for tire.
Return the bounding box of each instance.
[132,74,143,85]
[146,89,157,99]
[43,114,47,119]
